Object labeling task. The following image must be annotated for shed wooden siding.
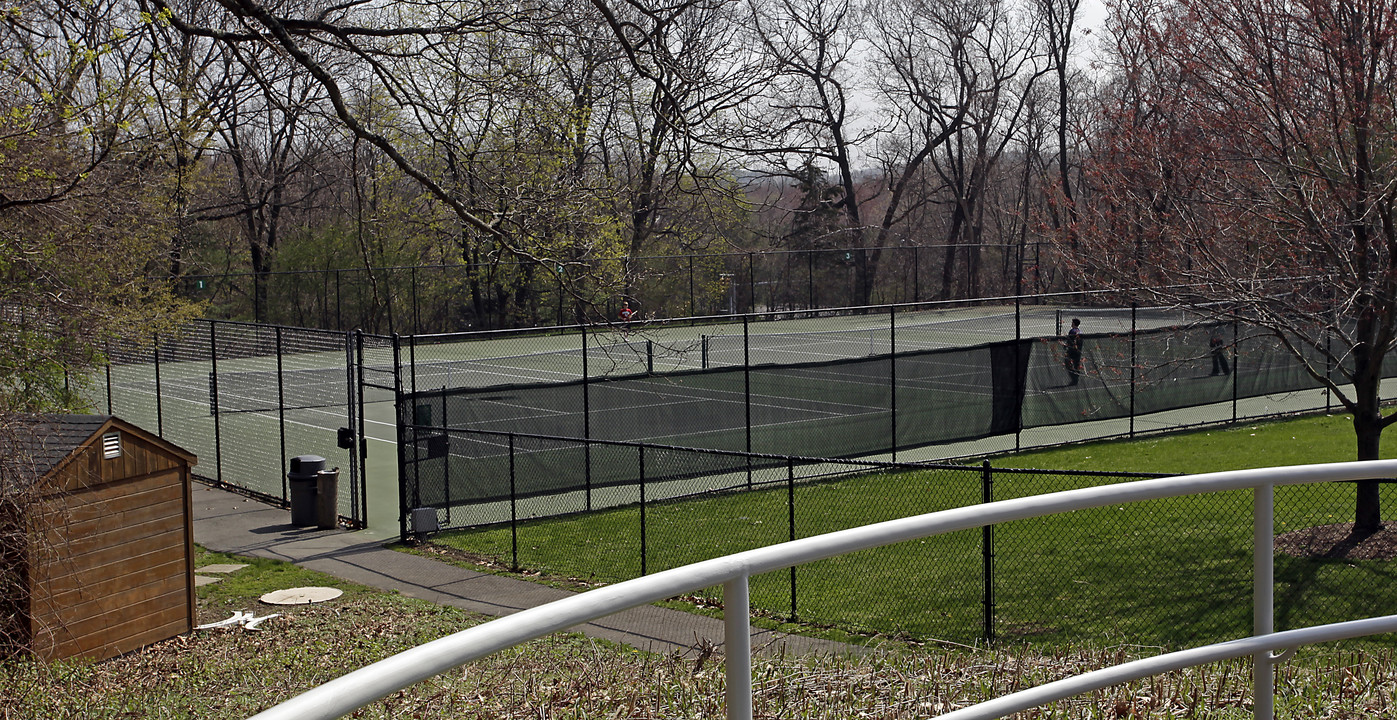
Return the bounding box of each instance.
[26,421,196,662]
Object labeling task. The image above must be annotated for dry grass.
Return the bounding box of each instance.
[1,550,1394,719]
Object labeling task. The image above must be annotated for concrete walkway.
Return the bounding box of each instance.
[192,483,865,659]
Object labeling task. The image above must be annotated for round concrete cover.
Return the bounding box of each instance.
[260,586,344,605]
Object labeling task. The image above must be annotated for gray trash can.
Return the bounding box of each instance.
[315,468,340,530]
[288,455,326,526]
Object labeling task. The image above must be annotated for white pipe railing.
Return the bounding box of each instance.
[247,461,1397,720]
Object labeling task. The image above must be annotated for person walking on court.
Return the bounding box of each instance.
[1065,317,1084,385]
[1210,329,1231,376]
[618,301,635,330]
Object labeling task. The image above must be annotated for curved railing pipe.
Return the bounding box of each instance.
[247,460,1397,720]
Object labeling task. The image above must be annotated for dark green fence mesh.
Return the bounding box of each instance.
[423,440,1397,648]
[92,320,366,526]
[401,306,1386,515]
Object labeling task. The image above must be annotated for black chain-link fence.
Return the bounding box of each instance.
[409,430,1397,648]
[395,294,1395,513]
[183,243,1052,334]
[90,320,367,526]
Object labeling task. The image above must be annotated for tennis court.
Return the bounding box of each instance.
[89,299,1369,535]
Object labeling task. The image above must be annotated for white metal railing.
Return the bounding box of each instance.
[247,461,1397,720]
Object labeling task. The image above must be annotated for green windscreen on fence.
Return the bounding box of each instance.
[401,319,1386,514]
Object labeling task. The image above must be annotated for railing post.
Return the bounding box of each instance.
[1254,483,1275,720]
[724,574,753,720]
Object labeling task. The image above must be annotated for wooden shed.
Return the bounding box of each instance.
[1,415,197,662]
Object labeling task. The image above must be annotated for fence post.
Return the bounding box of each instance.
[788,458,797,621]
[1325,327,1332,412]
[747,252,755,313]
[510,433,519,572]
[639,444,647,577]
[744,315,752,488]
[807,250,815,309]
[1233,319,1240,423]
[104,346,115,416]
[913,246,920,303]
[153,335,163,436]
[394,333,409,542]
[689,255,696,317]
[583,323,592,511]
[440,385,451,522]
[277,326,288,502]
[1129,305,1137,438]
[890,305,898,461]
[354,330,369,525]
[210,322,224,487]
[411,267,420,335]
[982,460,995,642]
[1014,296,1021,452]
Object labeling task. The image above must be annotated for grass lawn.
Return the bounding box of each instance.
[427,412,1397,649]
[4,546,1396,718]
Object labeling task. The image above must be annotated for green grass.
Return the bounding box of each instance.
[428,412,1397,649]
[997,412,1386,473]
[5,546,1397,718]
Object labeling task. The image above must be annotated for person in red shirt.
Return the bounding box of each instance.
[618,301,635,327]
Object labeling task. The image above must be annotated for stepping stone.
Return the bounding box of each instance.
[260,587,343,605]
[195,575,224,586]
[197,564,249,574]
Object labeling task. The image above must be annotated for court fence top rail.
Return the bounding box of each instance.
[247,460,1397,720]
[179,241,1057,334]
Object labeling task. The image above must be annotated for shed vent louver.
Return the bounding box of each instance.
[102,431,122,459]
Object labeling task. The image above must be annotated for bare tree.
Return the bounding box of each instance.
[742,0,875,280]
[873,0,1045,299]
[1033,0,1085,245]
[1084,0,1397,532]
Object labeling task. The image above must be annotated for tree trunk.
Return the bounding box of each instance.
[1353,410,1384,533]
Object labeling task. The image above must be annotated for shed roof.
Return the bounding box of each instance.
[0,414,196,492]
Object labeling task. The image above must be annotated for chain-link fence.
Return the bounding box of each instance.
[90,320,366,527]
[182,243,1053,334]
[408,431,1397,648]
[395,294,1393,509]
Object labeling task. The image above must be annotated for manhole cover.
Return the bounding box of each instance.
[260,587,343,605]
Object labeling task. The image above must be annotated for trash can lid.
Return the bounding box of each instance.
[289,455,328,477]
